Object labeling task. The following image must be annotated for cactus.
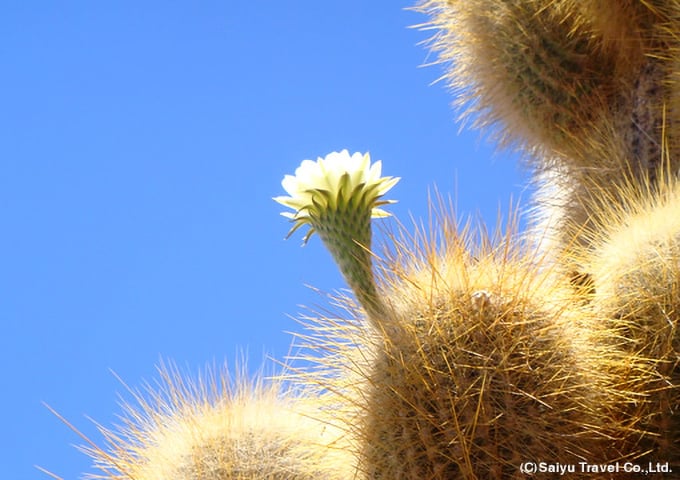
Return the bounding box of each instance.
[416,0,680,255]
[56,362,356,480]
[575,171,680,470]
[293,211,649,478]
[361,227,600,478]
[270,149,640,477]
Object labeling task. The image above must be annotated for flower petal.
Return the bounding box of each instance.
[274,150,400,242]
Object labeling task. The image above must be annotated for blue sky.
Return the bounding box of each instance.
[2,2,530,478]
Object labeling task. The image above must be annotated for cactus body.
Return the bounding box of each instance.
[579,175,680,470]
[417,0,680,254]
[295,213,647,479]
[75,363,356,480]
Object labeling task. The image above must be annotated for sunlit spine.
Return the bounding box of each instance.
[291,202,643,478]
[50,362,357,480]
[576,173,680,470]
[416,0,680,255]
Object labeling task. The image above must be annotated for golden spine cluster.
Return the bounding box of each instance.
[418,0,680,256]
[295,218,629,478]
[50,362,356,480]
[576,172,680,466]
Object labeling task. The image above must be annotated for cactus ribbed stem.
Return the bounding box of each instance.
[275,150,399,326]
[315,204,385,321]
[417,0,680,255]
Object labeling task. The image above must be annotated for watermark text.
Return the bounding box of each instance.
[519,461,672,476]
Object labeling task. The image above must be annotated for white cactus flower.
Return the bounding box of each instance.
[274,149,400,321]
[274,150,399,243]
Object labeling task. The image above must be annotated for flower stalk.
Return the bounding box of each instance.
[274,150,399,323]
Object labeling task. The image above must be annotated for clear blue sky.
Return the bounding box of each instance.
[2,2,530,478]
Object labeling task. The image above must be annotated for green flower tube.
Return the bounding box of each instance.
[274,150,399,323]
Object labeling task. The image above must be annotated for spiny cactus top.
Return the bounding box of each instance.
[275,149,399,323]
[58,362,357,480]
[417,0,680,257]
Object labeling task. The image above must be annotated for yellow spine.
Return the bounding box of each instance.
[66,362,357,480]
[576,173,680,470]
[417,0,680,253]
[293,209,644,478]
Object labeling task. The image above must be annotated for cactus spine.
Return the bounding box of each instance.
[577,173,680,470]
[294,210,654,478]
[417,0,680,255]
[70,363,357,480]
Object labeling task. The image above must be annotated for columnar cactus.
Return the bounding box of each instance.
[417,0,680,256]
[577,173,680,470]
[63,363,357,480]
[275,150,645,478]
[292,211,644,478]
